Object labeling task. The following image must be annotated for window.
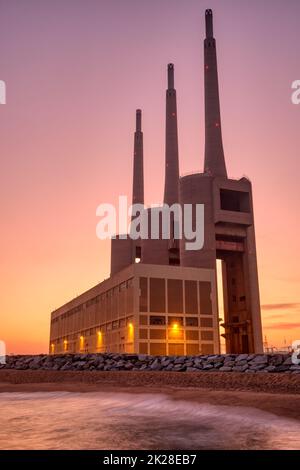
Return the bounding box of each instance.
[135,246,141,263]
[201,344,214,354]
[139,315,148,325]
[186,344,199,355]
[126,280,134,314]
[150,343,166,355]
[185,280,198,314]
[139,329,148,340]
[167,279,183,313]
[168,344,184,356]
[200,317,213,328]
[201,331,214,341]
[220,189,250,213]
[150,278,166,312]
[169,254,180,266]
[139,343,148,354]
[186,317,198,327]
[199,282,212,314]
[150,329,166,340]
[150,315,166,325]
[186,330,199,341]
[168,316,183,326]
[139,277,148,312]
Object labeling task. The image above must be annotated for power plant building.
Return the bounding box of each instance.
[49,10,263,356]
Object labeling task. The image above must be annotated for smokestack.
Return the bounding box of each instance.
[132,109,144,206]
[204,9,227,177]
[163,63,180,206]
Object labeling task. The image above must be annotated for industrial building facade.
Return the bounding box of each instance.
[50,264,218,355]
[50,9,263,355]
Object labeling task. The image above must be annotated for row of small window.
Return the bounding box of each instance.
[139,343,214,356]
[140,315,213,328]
[139,278,212,315]
[52,316,134,342]
[139,329,214,341]
[52,278,134,323]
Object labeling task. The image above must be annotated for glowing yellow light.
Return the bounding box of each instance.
[127,322,134,341]
[80,335,84,341]
[63,340,68,351]
[97,330,102,348]
[172,323,179,330]
[50,343,55,354]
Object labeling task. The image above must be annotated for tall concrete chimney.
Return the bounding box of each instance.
[204,9,227,177]
[163,63,179,206]
[132,109,144,206]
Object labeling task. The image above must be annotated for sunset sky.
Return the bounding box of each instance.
[0,0,299,354]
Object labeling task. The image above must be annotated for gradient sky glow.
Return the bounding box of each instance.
[0,0,299,354]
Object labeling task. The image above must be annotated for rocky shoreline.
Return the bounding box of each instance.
[1,353,300,373]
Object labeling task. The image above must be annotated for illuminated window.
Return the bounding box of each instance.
[168,316,183,326]
[135,246,142,263]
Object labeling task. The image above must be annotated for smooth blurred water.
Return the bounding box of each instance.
[0,392,299,450]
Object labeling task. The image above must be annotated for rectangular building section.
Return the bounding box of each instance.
[49,264,219,356]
